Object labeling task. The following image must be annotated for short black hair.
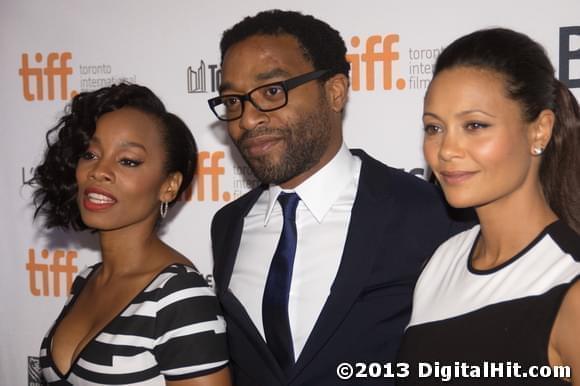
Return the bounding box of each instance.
[28,83,198,231]
[220,9,350,81]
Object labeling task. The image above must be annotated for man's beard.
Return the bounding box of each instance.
[236,105,332,185]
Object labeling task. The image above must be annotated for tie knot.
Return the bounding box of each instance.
[277,192,300,221]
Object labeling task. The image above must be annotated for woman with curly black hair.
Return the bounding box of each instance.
[29,83,231,386]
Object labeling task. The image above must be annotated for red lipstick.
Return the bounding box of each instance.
[82,187,117,211]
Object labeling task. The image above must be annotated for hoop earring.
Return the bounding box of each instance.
[160,201,169,219]
[532,146,544,156]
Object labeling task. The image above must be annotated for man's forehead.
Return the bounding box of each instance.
[219,35,313,93]
[222,34,305,68]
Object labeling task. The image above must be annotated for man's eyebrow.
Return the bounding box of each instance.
[219,82,233,94]
[255,68,291,81]
[219,68,292,94]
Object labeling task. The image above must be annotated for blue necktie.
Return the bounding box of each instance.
[262,192,300,373]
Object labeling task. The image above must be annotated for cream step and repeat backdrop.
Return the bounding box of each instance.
[1,0,579,384]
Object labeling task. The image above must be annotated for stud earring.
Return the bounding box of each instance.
[532,146,544,156]
[160,201,169,219]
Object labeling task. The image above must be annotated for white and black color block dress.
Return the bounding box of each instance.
[397,220,579,385]
[40,263,229,385]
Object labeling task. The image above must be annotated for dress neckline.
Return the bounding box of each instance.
[47,262,191,379]
[467,220,561,275]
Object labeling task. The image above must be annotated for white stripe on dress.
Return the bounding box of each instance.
[95,332,155,349]
[121,287,214,317]
[162,360,229,377]
[155,316,227,346]
[76,351,157,374]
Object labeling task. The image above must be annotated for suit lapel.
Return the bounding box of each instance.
[214,186,263,294]
[214,185,287,383]
[220,290,286,381]
[290,150,390,381]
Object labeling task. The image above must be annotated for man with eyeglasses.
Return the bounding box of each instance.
[209,10,464,386]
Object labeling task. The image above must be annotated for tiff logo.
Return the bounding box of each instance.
[181,151,230,202]
[19,52,74,101]
[26,248,78,297]
[187,60,222,93]
[560,26,580,88]
[346,34,406,91]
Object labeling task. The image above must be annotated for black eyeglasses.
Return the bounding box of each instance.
[208,69,329,121]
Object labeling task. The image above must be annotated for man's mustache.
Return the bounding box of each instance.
[237,127,290,146]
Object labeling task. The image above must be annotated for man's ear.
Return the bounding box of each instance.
[324,73,349,113]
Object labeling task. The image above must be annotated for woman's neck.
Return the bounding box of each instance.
[97,219,163,278]
[473,184,557,270]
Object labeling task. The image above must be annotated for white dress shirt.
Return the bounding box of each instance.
[229,144,362,360]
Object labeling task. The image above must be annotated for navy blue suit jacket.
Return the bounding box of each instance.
[211,149,465,386]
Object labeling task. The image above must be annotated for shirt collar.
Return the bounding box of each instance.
[264,144,357,225]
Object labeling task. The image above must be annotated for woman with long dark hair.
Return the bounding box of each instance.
[29,83,231,385]
[398,29,580,385]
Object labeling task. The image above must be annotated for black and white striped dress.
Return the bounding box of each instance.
[40,263,228,385]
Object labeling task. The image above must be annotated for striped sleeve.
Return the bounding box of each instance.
[152,266,228,380]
